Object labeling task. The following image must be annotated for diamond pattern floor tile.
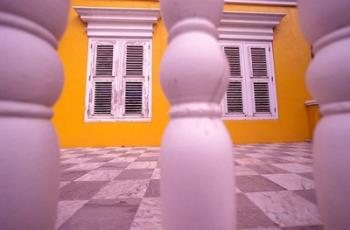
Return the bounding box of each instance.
[57,142,322,229]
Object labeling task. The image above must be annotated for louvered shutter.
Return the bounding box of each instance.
[124,81,144,115]
[94,44,115,77]
[253,82,270,113]
[125,45,144,76]
[224,46,244,114]
[88,41,117,118]
[250,47,268,78]
[92,80,114,115]
[248,46,272,114]
[122,42,149,117]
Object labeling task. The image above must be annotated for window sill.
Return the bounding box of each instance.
[222,115,278,121]
[224,0,296,6]
[84,117,152,123]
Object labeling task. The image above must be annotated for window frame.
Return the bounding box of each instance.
[84,38,152,122]
[221,40,279,120]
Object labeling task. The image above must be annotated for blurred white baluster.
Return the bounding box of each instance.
[159,0,235,229]
[0,1,70,229]
[297,1,350,229]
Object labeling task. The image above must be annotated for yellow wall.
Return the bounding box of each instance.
[305,104,321,139]
[54,0,312,147]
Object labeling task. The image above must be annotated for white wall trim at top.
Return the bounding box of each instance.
[219,11,286,41]
[74,7,160,38]
[74,7,285,42]
[225,0,296,6]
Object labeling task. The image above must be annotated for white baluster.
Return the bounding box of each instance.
[0,1,69,229]
[297,1,350,229]
[159,0,235,229]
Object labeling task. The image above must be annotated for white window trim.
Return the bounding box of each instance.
[75,7,160,122]
[224,0,296,6]
[219,11,285,41]
[74,7,160,39]
[221,41,279,121]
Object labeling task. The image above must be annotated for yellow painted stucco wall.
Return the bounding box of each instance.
[305,103,321,139]
[54,0,312,147]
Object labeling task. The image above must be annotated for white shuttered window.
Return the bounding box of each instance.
[222,41,277,119]
[86,39,151,121]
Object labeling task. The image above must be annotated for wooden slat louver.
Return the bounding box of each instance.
[226,81,243,113]
[95,45,114,76]
[254,82,270,113]
[93,81,113,115]
[224,45,243,114]
[125,81,143,115]
[251,48,268,78]
[224,46,241,77]
[126,45,144,76]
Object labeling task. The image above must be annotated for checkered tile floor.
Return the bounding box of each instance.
[57,142,322,230]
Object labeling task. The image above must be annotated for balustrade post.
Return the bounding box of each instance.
[0,1,69,229]
[159,0,235,229]
[297,1,350,229]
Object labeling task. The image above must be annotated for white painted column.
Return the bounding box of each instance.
[297,1,350,229]
[0,1,69,229]
[159,0,235,229]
